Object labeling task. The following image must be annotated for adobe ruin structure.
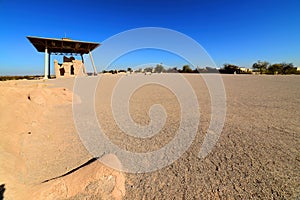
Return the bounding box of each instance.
[27,36,100,79]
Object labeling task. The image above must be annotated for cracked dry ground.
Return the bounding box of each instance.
[96,74,299,199]
[1,74,299,199]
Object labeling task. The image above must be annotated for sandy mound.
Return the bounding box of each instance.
[28,154,125,200]
[0,80,125,199]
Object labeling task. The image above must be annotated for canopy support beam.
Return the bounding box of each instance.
[44,47,50,79]
[89,51,97,75]
[80,54,87,74]
[48,52,51,78]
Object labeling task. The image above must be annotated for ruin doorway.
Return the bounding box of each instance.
[59,68,65,76]
[70,65,74,75]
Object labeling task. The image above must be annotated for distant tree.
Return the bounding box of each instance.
[267,63,295,74]
[166,67,178,73]
[109,70,118,74]
[154,64,165,73]
[200,67,219,73]
[220,64,240,74]
[267,63,283,74]
[135,68,143,73]
[127,67,133,73]
[282,63,295,74]
[252,61,269,74]
[144,67,153,73]
[182,65,193,73]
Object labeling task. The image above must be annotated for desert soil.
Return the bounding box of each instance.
[0,74,299,199]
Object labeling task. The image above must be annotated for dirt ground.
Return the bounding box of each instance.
[0,74,299,199]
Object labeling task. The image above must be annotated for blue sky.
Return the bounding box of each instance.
[0,0,299,75]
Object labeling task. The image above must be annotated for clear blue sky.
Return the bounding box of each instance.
[0,0,299,75]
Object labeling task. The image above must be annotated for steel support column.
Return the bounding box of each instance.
[80,54,87,74]
[48,52,51,78]
[89,51,97,75]
[44,47,49,79]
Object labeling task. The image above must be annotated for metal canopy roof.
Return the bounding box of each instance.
[27,36,100,54]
